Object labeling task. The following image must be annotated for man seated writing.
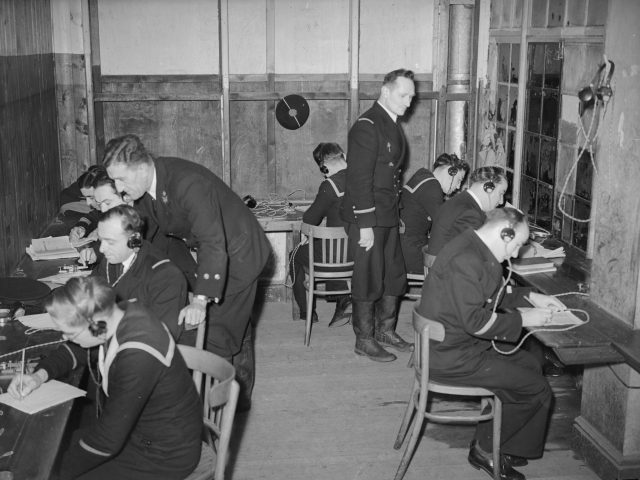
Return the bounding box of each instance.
[417,207,564,480]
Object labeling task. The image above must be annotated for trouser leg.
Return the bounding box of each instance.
[352,300,396,362]
[374,295,414,352]
[232,322,255,412]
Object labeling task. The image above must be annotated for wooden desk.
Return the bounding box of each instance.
[512,255,632,366]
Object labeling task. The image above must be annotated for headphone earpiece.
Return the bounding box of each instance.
[483,181,495,193]
[447,166,458,177]
[501,227,516,243]
[87,317,107,337]
[126,231,143,249]
[319,163,329,175]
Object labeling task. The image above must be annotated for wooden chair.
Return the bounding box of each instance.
[393,307,502,480]
[300,223,353,346]
[179,345,240,480]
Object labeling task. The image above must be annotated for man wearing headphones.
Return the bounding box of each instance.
[290,142,352,327]
[425,165,508,269]
[92,205,188,339]
[399,152,469,274]
[417,208,563,480]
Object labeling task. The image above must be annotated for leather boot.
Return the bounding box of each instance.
[352,301,396,362]
[232,323,255,413]
[374,295,414,352]
[328,295,351,328]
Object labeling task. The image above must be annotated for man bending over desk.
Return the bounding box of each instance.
[417,207,564,480]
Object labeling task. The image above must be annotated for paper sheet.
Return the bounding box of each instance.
[0,380,85,414]
[18,313,60,331]
[517,307,584,326]
[39,269,92,285]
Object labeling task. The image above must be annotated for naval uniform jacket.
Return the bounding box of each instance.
[400,168,444,239]
[136,157,271,303]
[426,190,486,257]
[93,241,187,339]
[303,169,348,229]
[417,229,532,374]
[341,101,405,228]
[43,304,202,479]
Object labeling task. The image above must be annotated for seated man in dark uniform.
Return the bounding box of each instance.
[290,142,352,327]
[417,207,564,480]
[425,165,508,270]
[399,152,469,274]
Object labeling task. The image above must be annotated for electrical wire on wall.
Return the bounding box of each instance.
[557,56,614,223]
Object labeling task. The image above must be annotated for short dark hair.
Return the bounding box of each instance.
[312,142,344,169]
[383,69,415,86]
[433,153,470,174]
[77,165,108,189]
[469,166,506,186]
[44,276,115,329]
[103,134,154,168]
[93,175,118,193]
[99,205,144,235]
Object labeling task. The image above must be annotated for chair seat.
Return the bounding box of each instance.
[427,380,494,397]
[184,442,217,480]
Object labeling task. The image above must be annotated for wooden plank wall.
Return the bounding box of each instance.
[0,0,60,277]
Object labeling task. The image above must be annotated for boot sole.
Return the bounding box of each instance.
[377,342,414,353]
[328,314,351,328]
[354,348,397,362]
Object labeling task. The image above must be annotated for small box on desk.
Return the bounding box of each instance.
[509,257,557,275]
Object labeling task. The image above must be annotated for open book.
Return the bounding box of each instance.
[26,236,79,261]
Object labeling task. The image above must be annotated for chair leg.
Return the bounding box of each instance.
[406,351,414,369]
[305,284,314,346]
[394,380,418,449]
[394,396,426,480]
[492,397,502,480]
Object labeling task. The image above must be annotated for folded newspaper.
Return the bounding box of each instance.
[26,236,79,260]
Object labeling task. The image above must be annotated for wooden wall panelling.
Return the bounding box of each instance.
[102,99,223,177]
[275,99,349,199]
[0,0,60,276]
[230,101,269,198]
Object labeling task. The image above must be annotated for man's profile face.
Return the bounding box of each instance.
[381,77,415,117]
[80,187,98,209]
[98,217,134,265]
[503,224,530,261]
[486,179,508,210]
[106,163,148,201]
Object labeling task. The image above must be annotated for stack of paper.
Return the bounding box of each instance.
[519,241,565,259]
[26,236,79,260]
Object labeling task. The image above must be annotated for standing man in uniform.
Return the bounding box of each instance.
[341,69,415,362]
[103,134,271,411]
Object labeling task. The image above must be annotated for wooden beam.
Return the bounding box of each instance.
[265,0,276,195]
[88,0,104,162]
[81,0,96,165]
[219,0,231,185]
[348,0,360,126]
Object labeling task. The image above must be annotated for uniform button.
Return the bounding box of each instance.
[182,238,187,242]
[214,274,220,280]
[203,273,210,280]
[389,162,394,166]
[214,297,220,303]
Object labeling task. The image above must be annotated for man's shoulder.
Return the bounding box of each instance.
[137,243,182,275]
[404,168,436,190]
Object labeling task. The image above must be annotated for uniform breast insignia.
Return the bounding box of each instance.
[387,142,391,152]
[161,190,169,205]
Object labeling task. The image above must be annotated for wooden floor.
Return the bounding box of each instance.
[227,298,600,480]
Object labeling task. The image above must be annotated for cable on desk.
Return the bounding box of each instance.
[0,339,66,361]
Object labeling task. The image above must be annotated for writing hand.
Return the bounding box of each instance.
[7,370,47,399]
[359,228,374,251]
[529,291,566,312]
[68,226,86,243]
[521,307,553,328]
